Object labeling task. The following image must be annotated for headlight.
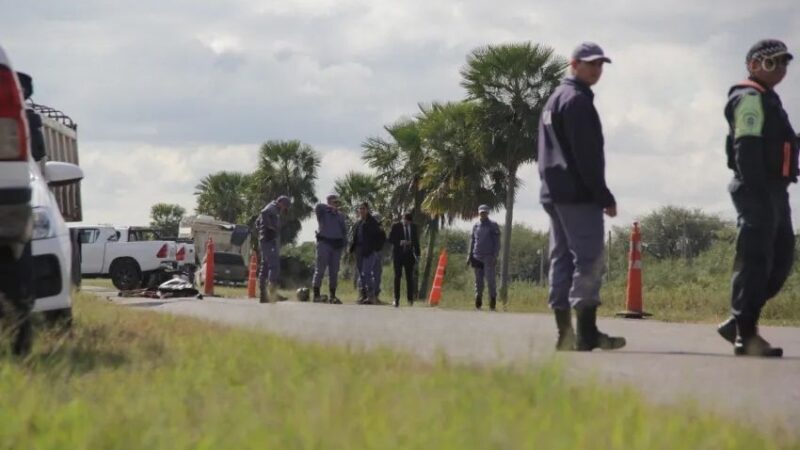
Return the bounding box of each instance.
[32,207,54,240]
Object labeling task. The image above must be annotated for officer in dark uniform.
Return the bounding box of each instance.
[718,39,797,357]
[467,205,501,311]
[311,194,347,304]
[257,195,291,303]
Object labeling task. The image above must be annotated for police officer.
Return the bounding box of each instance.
[257,195,291,303]
[311,194,347,304]
[538,42,625,352]
[718,39,797,358]
[467,205,501,311]
[372,213,387,304]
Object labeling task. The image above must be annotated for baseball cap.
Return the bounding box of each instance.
[746,39,793,62]
[478,204,490,213]
[277,195,291,205]
[572,42,612,63]
[326,193,339,202]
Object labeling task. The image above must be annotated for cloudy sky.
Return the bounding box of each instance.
[2,1,799,242]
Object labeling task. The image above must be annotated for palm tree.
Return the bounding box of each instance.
[333,171,387,219]
[362,118,428,225]
[461,42,566,304]
[149,203,186,238]
[417,101,505,297]
[245,140,321,245]
[194,171,250,223]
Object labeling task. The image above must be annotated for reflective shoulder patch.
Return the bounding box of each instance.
[733,92,764,139]
[542,110,552,125]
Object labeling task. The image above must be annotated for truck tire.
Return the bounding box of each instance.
[110,258,142,291]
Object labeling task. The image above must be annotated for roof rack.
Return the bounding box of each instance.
[27,101,77,130]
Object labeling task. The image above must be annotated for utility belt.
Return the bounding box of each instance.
[316,233,346,250]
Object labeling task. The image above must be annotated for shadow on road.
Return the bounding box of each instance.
[601,350,800,361]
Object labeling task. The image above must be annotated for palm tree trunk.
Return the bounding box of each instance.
[417,217,439,300]
[499,170,516,305]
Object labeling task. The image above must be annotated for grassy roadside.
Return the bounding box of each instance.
[0,292,795,449]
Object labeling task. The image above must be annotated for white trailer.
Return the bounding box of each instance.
[178,215,251,266]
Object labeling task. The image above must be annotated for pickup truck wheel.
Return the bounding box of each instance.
[110,258,142,291]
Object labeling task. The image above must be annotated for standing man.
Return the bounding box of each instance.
[389,213,421,308]
[312,194,347,304]
[349,202,386,305]
[467,205,501,311]
[717,40,796,357]
[538,42,625,352]
[372,213,387,304]
[257,195,291,303]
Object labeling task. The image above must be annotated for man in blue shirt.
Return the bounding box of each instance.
[468,205,501,311]
[538,42,625,352]
[312,194,348,304]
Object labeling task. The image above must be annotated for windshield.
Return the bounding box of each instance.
[213,253,244,266]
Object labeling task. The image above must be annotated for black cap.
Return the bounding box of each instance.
[571,42,612,63]
[746,39,793,62]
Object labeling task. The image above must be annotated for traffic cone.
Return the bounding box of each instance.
[617,222,651,318]
[247,252,258,299]
[428,248,448,307]
[203,237,215,296]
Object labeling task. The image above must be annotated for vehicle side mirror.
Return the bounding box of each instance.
[44,161,83,187]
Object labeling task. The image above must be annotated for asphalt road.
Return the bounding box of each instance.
[91,287,800,435]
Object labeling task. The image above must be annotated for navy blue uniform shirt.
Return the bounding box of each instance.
[538,76,615,208]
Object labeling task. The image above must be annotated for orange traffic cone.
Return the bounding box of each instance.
[203,237,215,296]
[428,248,448,306]
[247,252,258,299]
[617,222,651,318]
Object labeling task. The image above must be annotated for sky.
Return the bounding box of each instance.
[1,1,799,242]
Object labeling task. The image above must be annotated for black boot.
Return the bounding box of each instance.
[258,281,269,304]
[489,297,497,311]
[575,306,626,351]
[329,288,342,304]
[554,309,575,351]
[475,295,483,310]
[717,316,736,345]
[312,286,325,303]
[734,315,782,357]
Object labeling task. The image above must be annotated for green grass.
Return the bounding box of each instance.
[0,292,796,449]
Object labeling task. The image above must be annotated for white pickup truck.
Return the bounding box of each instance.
[70,225,177,291]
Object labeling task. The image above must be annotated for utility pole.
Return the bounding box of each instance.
[606,230,612,282]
